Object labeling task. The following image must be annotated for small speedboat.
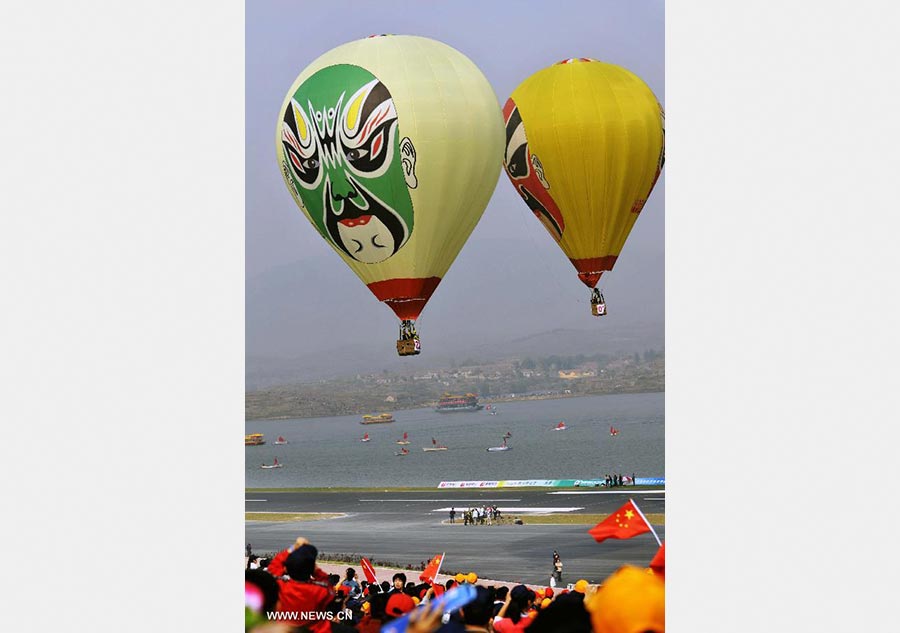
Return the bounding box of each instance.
[274,436,289,445]
[261,458,283,469]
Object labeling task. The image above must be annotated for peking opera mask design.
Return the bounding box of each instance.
[502,99,565,241]
[280,64,417,263]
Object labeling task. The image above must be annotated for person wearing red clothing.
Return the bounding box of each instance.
[493,585,536,633]
[265,537,336,633]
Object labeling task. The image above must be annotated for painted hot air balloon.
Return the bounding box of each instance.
[277,35,504,355]
[502,58,665,316]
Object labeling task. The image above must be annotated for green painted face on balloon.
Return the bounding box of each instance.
[280,64,416,263]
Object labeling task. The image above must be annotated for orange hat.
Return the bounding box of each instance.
[585,566,664,633]
[574,579,589,593]
[386,593,416,617]
[540,597,551,609]
[455,573,466,583]
[466,572,478,584]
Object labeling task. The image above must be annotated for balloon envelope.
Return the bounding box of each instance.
[502,58,665,288]
[277,35,504,320]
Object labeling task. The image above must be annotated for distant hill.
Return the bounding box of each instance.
[246,236,663,389]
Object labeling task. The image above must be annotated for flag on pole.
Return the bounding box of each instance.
[419,552,445,584]
[360,557,378,584]
[588,499,652,543]
[649,541,665,577]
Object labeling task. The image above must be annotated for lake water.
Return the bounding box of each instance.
[245,392,663,487]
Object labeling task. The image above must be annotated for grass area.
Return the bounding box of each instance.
[245,486,662,493]
[245,512,346,522]
[517,512,665,525]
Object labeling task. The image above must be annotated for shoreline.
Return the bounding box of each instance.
[246,388,664,422]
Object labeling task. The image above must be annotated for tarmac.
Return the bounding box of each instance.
[245,488,665,585]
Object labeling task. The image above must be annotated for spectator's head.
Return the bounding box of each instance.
[495,586,509,601]
[381,580,391,593]
[368,592,390,619]
[508,585,534,623]
[284,544,318,581]
[392,573,406,590]
[346,567,356,581]
[329,573,341,587]
[405,582,416,595]
[584,566,664,633]
[528,591,591,633]
[446,579,457,591]
[385,593,416,621]
[461,586,494,627]
[245,569,280,613]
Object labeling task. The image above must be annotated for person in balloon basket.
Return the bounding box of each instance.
[265,536,335,632]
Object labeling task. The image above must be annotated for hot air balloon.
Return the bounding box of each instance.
[502,58,665,316]
[276,35,503,355]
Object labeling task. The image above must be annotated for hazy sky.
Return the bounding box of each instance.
[246,0,664,369]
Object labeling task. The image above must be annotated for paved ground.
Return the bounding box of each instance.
[245,488,665,585]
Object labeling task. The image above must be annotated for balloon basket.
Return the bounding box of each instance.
[591,303,607,317]
[397,337,421,356]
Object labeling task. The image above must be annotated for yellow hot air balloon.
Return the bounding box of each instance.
[277,35,503,354]
[502,58,664,316]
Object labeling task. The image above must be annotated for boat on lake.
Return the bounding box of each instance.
[397,432,410,445]
[361,413,394,424]
[435,393,484,413]
[245,433,265,446]
[553,421,568,431]
[261,457,282,469]
[423,437,448,452]
[273,435,288,445]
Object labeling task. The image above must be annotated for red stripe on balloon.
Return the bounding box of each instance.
[366,277,442,320]
[569,256,618,288]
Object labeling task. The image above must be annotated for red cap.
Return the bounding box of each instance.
[545,587,554,597]
[386,593,416,617]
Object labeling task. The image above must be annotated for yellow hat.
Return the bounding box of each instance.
[455,573,465,583]
[574,579,589,593]
[541,598,551,609]
[585,566,664,633]
[412,597,420,606]
[466,572,478,584]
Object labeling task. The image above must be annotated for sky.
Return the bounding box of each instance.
[246,0,665,373]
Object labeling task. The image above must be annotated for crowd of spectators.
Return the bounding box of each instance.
[245,536,664,633]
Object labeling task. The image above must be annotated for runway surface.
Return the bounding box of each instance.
[245,488,665,585]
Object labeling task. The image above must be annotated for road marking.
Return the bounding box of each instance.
[644,497,665,501]
[433,506,584,513]
[245,499,268,502]
[547,490,665,495]
[360,499,521,502]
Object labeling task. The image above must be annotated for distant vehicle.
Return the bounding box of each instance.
[245,433,265,446]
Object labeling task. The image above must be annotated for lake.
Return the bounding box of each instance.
[245,391,663,487]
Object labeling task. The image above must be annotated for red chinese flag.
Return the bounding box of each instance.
[419,553,445,584]
[360,557,378,584]
[649,541,665,577]
[588,499,651,543]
